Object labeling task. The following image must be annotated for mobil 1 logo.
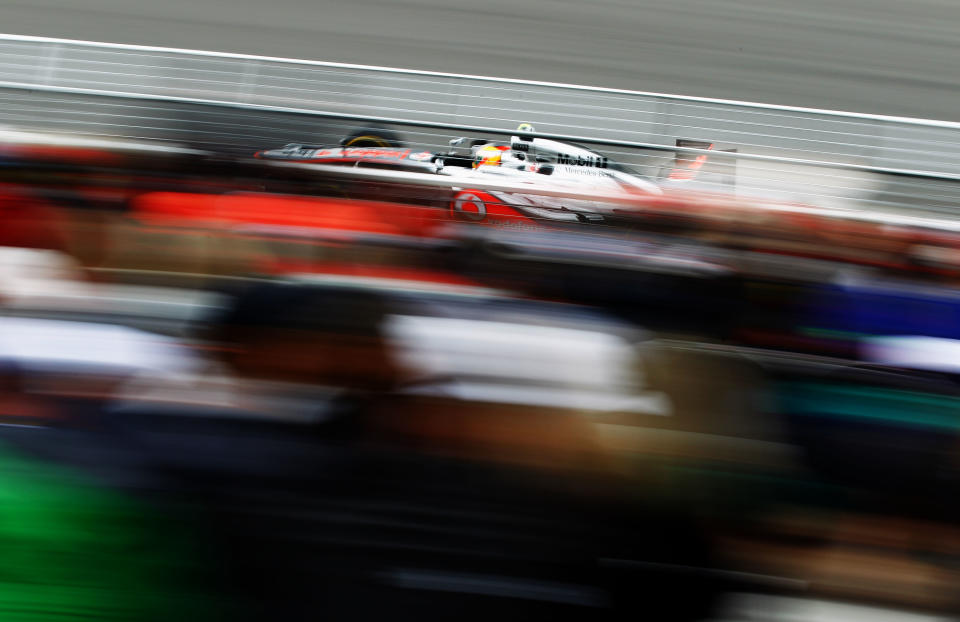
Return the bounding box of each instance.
[556,153,608,168]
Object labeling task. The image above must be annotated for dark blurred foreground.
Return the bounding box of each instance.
[0,133,958,621]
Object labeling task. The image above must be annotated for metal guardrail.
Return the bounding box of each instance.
[1,34,959,176]
[1,34,960,220]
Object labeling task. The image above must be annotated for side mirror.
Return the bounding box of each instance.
[449,137,465,147]
[537,164,554,175]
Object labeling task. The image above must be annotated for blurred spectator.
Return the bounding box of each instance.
[0,359,56,423]
[112,281,404,425]
[0,355,217,621]
[215,281,401,393]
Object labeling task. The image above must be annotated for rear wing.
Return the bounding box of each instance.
[658,139,737,189]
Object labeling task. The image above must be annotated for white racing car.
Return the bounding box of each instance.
[255,125,723,228]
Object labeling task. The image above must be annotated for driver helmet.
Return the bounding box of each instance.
[474,145,510,168]
[516,123,536,133]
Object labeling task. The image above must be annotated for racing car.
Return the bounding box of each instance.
[255,125,723,228]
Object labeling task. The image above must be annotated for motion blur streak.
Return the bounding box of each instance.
[0,2,959,617]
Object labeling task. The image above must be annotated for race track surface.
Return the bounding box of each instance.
[1,0,958,121]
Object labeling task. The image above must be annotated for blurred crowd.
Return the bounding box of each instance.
[0,131,957,621]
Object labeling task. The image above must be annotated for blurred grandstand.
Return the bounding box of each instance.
[0,121,958,622]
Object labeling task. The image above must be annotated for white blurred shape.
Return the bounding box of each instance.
[861,336,960,374]
[386,315,667,413]
[387,315,635,388]
[0,246,95,309]
[0,317,196,377]
[711,593,949,622]
[0,246,224,323]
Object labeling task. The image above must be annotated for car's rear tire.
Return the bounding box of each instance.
[341,127,405,148]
